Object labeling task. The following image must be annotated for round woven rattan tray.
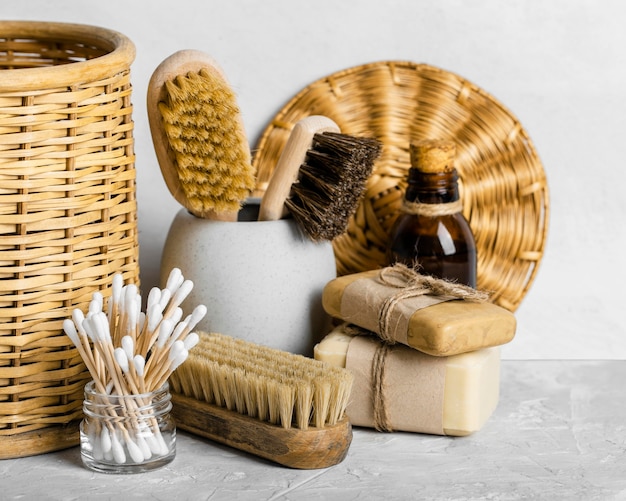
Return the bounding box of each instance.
[252,61,549,312]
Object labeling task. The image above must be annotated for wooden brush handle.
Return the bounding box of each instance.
[171,392,352,469]
[258,116,340,221]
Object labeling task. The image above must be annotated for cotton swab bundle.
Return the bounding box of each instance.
[64,268,206,467]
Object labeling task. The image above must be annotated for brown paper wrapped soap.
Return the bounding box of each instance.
[322,264,516,356]
[314,324,501,435]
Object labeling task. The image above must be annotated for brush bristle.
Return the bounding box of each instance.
[169,332,353,430]
[158,68,256,216]
[284,132,382,241]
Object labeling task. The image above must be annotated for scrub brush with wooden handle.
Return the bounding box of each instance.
[258,115,382,241]
[258,115,340,221]
[148,49,255,221]
[168,331,354,469]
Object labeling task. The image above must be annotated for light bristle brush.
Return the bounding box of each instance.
[168,331,354,469]
[147,49,255,221]
[258,115,382,241]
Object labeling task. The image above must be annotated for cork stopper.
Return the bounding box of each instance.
[410,139,456,173]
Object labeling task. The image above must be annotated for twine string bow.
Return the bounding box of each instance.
[377,263,489,344]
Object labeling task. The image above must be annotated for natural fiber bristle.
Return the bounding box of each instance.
[285,132,382,241]
[169,332,353,430]
[158,68,255,215]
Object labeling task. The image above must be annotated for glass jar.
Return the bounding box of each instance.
[388,140,477,287]
[80,381,176,474]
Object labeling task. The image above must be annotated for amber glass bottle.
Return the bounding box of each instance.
[387,139,477,287]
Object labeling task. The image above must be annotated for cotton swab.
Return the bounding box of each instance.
[65,268,205,466]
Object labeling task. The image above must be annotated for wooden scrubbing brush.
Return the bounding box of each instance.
[148,49,255,221]
[258,115,382,241]
[258,115,340,221]
[168,331,354,469]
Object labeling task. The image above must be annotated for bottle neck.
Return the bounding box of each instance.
[405,168,460,204]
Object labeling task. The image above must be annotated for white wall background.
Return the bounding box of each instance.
[4,0,625,360]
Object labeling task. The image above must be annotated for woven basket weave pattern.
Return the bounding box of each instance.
[0,22,138,457]
[253,61,548,312]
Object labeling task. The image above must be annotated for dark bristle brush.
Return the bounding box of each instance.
[286,131,382,241]
[258,115,382,241]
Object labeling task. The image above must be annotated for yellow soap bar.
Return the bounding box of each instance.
[314,327,500,436]
[322,269,516,356]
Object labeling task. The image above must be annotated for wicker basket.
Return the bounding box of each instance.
[0,21,138,458]
[252,61,549,312]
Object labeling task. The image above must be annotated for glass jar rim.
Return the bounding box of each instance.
[83,380,170,400]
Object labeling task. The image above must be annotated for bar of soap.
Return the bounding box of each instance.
[314,326,500,436]
[322,269,516,356]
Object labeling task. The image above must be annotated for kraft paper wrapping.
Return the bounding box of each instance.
[340,274,454,346]
[345,335,446,434]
